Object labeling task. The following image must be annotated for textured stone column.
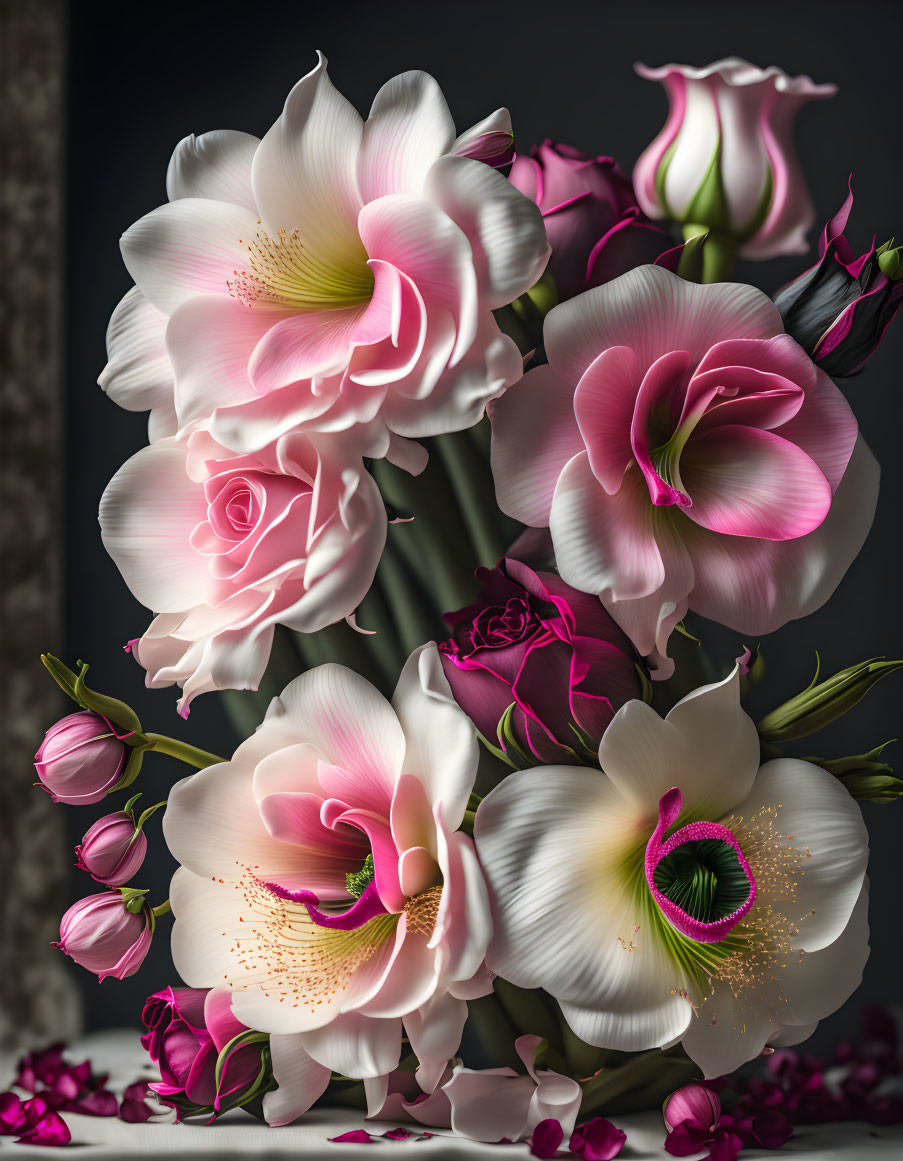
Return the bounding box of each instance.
[0,0,82,1050]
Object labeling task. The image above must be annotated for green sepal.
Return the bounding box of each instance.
[213,1030,271,1096]
[497,702,534,770]
[682,139,732,236]
[135,800,167,830]
[878,243,903,280]
[803,742,903,804]
[106,746,146,796]
[476,728,517,770]
[42,654,145,737]
[758,657,903,743]
[123,793,142,818]
[674,621,701,645]
[675,229,709,283]
[119,887,150,916]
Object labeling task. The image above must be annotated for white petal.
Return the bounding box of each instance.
[663,84,721,218]
[443,1067,533,1142]
[169,868,246,987]
[358,71,455,201]
[120,198,258,316]
[598,668,760,823]
[404,994,468,1093]
[475,766,693,1050]
[731,759,868,952]
[166,130,260,209]
[263,1034,331,1126]
[679,978,783,1079]
[99,440,211,612]
[98,287,174,420]
[425,155,550,310]
[251,52,364,270]
[392,643,478,830]
[489,363,583,528]
[434,828,493,987]
[301,1012,402,1078]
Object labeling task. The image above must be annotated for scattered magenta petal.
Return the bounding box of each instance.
[569,1116,628,1160]
[382,1126,412,1140]
[530,1117,563,1158]
[120,1098,155,1124]
[0,1092,25,1135]
[329,1129,375,1144]
[16,1109,72,1147]
[750,1110,793,1149]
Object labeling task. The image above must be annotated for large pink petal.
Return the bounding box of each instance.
[680,425,831,539]
[99,441,210,612]
[250,53,364,270]
[166,294,275,428]
[347,260,427,388]
[166,130,260,210]
[549,456,664,601]
[775,366,858,491]
[258,791,369,861]
[424,154,550,311]
[248,305,368,395]
[490,363,583,527]
[358,71,455,201]
[544,265,782,386]
[358,193,478,363]
[574,346,641,494]
[120,198,259,316]
[630,349,694,506]
[684,436,878,634]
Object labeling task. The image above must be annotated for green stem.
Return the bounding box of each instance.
[682,225,739,283]
[143,734,226,769]
[578,1049,698,1116]
[152,900,171,918]
[433,428,508,568]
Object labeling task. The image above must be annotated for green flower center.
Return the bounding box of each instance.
[652,838,753,924]
[345,853,375,900]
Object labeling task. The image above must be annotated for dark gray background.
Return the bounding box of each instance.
[63,0,902,1047]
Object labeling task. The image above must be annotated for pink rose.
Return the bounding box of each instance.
[490,265,878,675]
[34,712,127,805]
[633,58,836,258]
[100,428,387,715]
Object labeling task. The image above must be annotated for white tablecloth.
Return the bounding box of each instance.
[2,1031,901,1158]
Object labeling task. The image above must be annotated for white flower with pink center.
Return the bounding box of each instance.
[475,668,870,1078]
[490,264,879,675]
[162,644,492,1126]
[100,428,386,715]
[101,53,548,457]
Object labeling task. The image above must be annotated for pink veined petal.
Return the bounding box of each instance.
[573,346,641,494]
[629,349,694,506]
[550,455,665,602]
[203,988,249,1053]
[248,304,369,395]
[166,130,260,210]
[257,791,370,862]
[333,807,405,914]
[683,435,878,634]
[349,261,428,388]
[120,198,260,316]
[353,914,440,1019]
[358,193,479,365]
[490,363,583,527]
[250,52,364,270]
[679,425,832,540]
[424,154,551,312]
[357,70,455,201]
[773,366,858,491]
[166,293,275,429]
[543,266,782,387]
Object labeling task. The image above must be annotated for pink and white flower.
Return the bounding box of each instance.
[103,53,548,457]
[490,264,878,675]
[633,58,836,258]
[475,669,870,1078]
[162,645,492,1126]
[100,428,386,715]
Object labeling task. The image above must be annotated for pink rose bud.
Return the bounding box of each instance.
[35,711,127,804]
[663,1084,721,1133]
[75,812,146,887]
[633,58,836,259]
[55,892,152,981]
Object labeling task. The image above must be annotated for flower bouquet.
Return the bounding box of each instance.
[28,51,903,1154]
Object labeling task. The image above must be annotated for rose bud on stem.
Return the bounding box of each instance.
[75,795,166,887]
[54,889,168,982]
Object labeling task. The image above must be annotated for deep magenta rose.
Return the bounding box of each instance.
[509,141,668,300]
[439,558,643,763]
[141,987,266,1118]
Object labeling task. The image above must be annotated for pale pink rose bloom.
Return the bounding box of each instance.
[102,53,548,456]
[162,645,493,1127]
[633,58,835,258]
[363,1035,582,1143]
[490,265,878,675]
[100,428,386,715]
[55,892,153,982]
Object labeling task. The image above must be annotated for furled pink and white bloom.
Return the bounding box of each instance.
[103,53,548,457]
[633,58,836,258]
[475,669,870,1078]
[100,428,386,715]
[162,644,492,1127]
[490,264,878,675]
